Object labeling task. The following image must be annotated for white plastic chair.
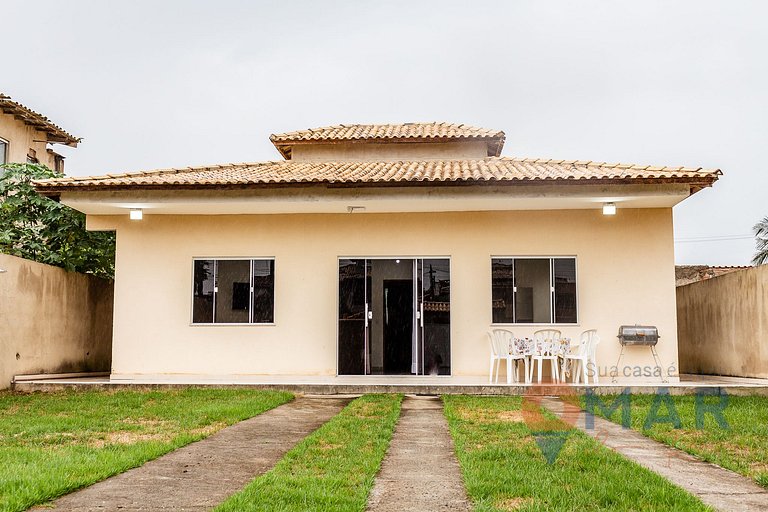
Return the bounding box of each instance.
[530,329,562,384]
[562,329,601,385]
[488,329,529,384]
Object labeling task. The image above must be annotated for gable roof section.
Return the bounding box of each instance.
[33,157,720,195]
[0,93,80,146]
[270,122,505,158]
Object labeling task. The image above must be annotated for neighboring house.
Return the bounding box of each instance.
[33,122,721,383]
[675,265,750,287]
[0,93,80,172]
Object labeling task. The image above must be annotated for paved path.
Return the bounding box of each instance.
[34,397,350,511]
[541,397,768,512]
[366,395,471,512]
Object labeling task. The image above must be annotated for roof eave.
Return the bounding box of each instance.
[0,95,81,147]
[33,175,719,197]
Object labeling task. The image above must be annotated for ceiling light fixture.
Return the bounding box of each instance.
[602,202,616,216]
[129,208,143,220]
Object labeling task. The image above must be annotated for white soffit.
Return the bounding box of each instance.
[61,184,692,216]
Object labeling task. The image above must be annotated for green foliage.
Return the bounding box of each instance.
[443,396,710,511]
[590,394,768,488]
[753,216,768,266]
[0,388,293,512]
[215,394,402,512]
[0,163,115,279]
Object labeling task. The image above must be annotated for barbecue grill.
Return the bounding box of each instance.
[613,325,667,383]
[618,325,659,346]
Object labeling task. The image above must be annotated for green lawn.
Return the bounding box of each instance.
[215,394,402,512]
[586,393,768,488]
[0,388,292,512]
[443,395,711,512]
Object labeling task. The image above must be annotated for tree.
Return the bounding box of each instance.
[0,163,115,279]
[753,216,768,266]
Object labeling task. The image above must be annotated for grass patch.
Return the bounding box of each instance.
[0,388,292,512]
[215,394,402,512]
[586,394,768,487]
[443,395,711,512]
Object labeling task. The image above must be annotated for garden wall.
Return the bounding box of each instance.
[677,264,768,378]
[0,253,113,388]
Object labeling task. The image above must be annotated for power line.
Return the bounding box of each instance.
[674,234,754,244]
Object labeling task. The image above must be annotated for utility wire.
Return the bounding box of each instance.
[674,234,754,244]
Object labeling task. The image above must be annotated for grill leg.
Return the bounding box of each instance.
[650,346,668,383]
[612,345,626,383]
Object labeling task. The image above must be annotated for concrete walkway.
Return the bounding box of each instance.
[33,397,350,511]
[366,395,471,512]
[541,397,768,512]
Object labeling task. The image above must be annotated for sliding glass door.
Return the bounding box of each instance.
[338,259,370,375]
[417,259,451,375]
[338,258,450,376]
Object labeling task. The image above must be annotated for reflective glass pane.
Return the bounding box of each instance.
[554,258,577,323]
[215,260,251,323]
[422,258,450,375]
[338,259,368,375]
[513,258,552,323]
[252,260,274,323]
[0,140,6,165]
[491,259,515,323]
[192,259,214,323]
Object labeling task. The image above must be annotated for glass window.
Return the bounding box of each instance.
[491,257,577,324]
[0,138,7,165]
[192,260,215,323]
[252,259,275,323]
[514,258,552,323]
[215,260,251,323]
[192,258,275,324]
[491,259,515,323]
[553,258,577,323]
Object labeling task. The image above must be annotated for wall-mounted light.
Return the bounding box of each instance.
[0,268,7,274]
[347,206,366,213]
[129,208,143,220]
[602,202,616,216]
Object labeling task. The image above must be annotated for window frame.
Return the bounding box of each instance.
[490,255,579,326]
[0,137,8,166]
[190,256,276,326]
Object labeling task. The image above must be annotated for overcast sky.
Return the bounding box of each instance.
[3,1,765,265]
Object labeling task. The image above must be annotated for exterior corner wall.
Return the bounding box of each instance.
[106,207,678,383]
[677,265,768,378]
[0,254,113,388]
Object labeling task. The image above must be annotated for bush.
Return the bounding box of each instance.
[0,163,115,279]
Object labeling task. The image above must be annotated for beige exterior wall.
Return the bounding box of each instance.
[677,265,768,379]
[94,207,680,383]
[0,254,113,388]
[290,141,489,161]
[0,112,59,169]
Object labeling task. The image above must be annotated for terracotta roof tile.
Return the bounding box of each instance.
[270,122,505,158]
[271,122,504,143]
[33,157,721,194]
[0,93,80,146]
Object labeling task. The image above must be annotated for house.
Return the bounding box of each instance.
[33,122,720,383]
[0,93,80,172]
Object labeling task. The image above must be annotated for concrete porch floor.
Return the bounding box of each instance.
[11,373,768,395]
